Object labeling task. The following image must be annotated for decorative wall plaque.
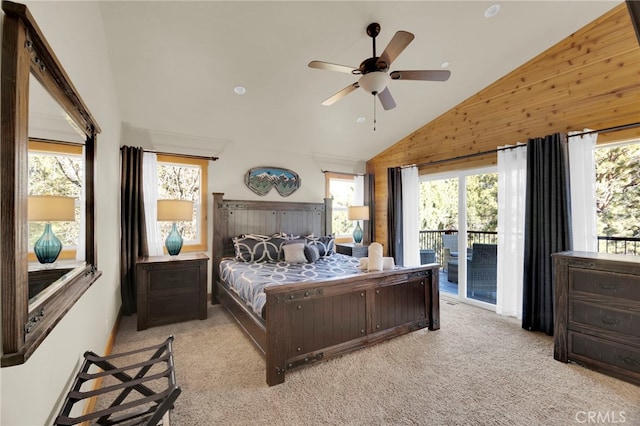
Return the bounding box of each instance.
[244,167,300,197]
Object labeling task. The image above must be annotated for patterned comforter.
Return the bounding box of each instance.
[219,253,362,317]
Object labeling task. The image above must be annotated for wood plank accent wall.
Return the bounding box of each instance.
[366,4,640,254]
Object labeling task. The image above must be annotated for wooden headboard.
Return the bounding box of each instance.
[211,193,332,277]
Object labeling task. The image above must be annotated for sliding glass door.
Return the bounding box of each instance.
[419,167,497,308]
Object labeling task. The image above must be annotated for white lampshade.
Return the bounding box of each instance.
[28,195,75,222]
[358,71,390,95]
[348,206,370,221]
[157,199,193,222]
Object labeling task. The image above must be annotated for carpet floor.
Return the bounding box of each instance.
[99,300,640,425]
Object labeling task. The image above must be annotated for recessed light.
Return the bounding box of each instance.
[356,117,366,124]
[484,4,500,18]
[440,61,450,68]
[234,86,247,95]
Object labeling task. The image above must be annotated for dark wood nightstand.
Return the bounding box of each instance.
[136,253,209,330]
[336,243,369,258]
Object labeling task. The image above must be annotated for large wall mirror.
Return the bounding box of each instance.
[1,0,101,366]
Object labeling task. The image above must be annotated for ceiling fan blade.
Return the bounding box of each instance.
[377,31,414,69]
[321,82,360,106]
[309,60,357,74]
[390,70,451,81]
[377,87,396,110]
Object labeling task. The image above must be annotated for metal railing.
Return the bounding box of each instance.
[598,236,640,256]
[419,230,639,266]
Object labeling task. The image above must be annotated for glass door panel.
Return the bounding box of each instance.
[465,173,498,304]
[419,178,459,296]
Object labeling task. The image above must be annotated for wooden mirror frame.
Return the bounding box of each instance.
[1,0,101,366]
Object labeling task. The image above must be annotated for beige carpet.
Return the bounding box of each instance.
[101,300,639,425]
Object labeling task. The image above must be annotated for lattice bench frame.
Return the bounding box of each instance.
[54,336,180,426]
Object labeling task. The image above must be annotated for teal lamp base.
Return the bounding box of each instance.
[352,221,363,245]
[165,222,184,256]
[34,223,63,264]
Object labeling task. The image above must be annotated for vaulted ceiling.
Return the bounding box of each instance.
[98,1,619,163]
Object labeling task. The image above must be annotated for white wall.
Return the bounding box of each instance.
[0,2,122,425]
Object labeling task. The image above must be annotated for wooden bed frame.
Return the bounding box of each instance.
[211,193,440,386]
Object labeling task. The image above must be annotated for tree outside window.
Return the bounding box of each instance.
[156,155,208,252]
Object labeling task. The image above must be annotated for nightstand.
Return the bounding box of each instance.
[136,253,209,330]
[336,243,369,258]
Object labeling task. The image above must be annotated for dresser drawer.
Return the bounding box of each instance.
[570,300,640,339]
[569,267,640,301]
[145,266,200,294]
[569,331,640,383]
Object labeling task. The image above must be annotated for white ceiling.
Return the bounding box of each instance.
[98,1,620,163]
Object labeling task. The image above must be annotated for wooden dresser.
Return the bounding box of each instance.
[136,253,209,330]
[553,251,640,385]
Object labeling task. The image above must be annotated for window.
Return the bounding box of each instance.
[156,155,208,252]
[595,140,640,255]
[325,172,360,241]
[28,140,83,261]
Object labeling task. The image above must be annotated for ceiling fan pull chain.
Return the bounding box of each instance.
[373,96,377,131]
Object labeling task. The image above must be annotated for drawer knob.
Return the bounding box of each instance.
[601,316,619,326]
[599,283,618,290]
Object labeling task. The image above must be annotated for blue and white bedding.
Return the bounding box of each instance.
[219,253,362,317]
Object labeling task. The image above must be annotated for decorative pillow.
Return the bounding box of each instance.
[282,243,307,263]
[304,244,320,263]
[304,235,335,257]
[233,234,284,262]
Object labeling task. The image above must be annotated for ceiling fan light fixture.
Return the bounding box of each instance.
[358,71,390,95]
[484,4,500,18]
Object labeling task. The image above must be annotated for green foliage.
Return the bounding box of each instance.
[595,143,640,238]
[330,179,356,237]
[419,173,497,233]
[466,173,498,232]
[419,178,458,230]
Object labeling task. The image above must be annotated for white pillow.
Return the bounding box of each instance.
[283,243,307,263]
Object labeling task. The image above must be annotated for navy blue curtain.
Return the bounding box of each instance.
[120,146,149,315]
[522,133,572,335]
[364,173,375,245]
[387,167,403,265]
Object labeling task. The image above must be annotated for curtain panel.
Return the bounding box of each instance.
[120,146,149,315]
[401,166,420,267]
[364,173,375,245]
[522,133,572,335]
[387,167,403,265]
[567,130,598,252]
[496,144,527,319]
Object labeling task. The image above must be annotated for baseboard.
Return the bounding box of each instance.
[79,308,122,426]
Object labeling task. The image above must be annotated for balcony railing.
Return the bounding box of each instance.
[419,230,639,266]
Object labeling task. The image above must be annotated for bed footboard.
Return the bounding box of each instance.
[264,264,439,386]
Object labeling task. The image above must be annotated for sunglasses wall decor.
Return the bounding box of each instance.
[244,167,300,197]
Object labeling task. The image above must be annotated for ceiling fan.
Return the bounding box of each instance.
[309,23,451,111]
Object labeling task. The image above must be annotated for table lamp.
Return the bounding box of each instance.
[347,205,369,245]
[28,195,76,264]
[157,199,193,255]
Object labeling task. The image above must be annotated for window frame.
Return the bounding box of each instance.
[156,154,208,253]
[325,172,359,243]
[27,139,84,262]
